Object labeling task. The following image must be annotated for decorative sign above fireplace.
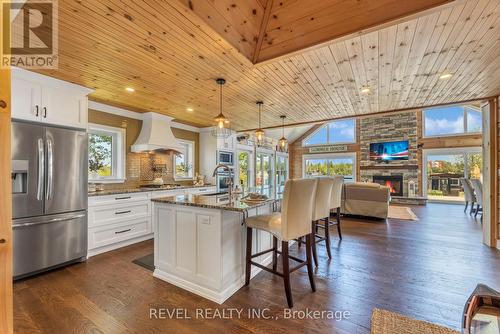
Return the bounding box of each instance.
[309,145,347,153]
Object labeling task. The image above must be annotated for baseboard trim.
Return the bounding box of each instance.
[153,255,273,304]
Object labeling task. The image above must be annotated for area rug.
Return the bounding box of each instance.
[371,309,459,334]
[132,253,154,271]
[388,206,418,221]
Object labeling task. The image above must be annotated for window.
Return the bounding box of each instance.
[303,153,356,182]
[423,105,482,137]
[303,119,356,146]
[88,124,125,183]
[174,140,194,180]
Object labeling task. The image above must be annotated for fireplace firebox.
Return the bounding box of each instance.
[373,175,403,196]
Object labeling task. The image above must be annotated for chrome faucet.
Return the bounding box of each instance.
[212,164,234,199]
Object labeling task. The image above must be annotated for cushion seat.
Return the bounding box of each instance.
[245,213,283,239]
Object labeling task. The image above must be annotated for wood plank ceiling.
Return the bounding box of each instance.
[32,0,500,130]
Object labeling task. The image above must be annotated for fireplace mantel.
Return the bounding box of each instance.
[360,165,418,170]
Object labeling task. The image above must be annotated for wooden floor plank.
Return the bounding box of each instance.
[13,203,500,333]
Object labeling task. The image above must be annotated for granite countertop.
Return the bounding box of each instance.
[88,184,214,197]
[151,193,276,212]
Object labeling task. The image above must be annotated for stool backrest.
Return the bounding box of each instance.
[470,179,483,205]
[460,178,475,202]
[330,176,344,209]
[313,177,335,221]
[281,178,318,241]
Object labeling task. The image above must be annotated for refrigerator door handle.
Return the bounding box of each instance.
[46,138,53,200]
[37,138,44,201]
[13,213,86,228]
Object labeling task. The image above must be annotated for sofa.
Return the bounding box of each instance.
[341,182,391,219]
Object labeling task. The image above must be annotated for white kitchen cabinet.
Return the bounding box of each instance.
[88,192,152,257]
[11,67,92,129]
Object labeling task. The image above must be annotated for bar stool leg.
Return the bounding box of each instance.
[311,221,318,267]
[272,236,278,271]
[335,207,342,240]
[281,241,293,308]
[305,233,316,292]
[245,227,252,286]
[324,218,332,259]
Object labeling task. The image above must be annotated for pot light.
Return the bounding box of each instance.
[439,73,453,80]
[186,107,194,112]
[361,87,371,94]
[125,87,135,92]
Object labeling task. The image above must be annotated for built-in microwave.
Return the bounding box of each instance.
[217,150,234,165]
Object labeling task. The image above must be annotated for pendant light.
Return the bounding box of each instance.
[211,78,231,138]
[279,115,287,149]
[255,101,265,143]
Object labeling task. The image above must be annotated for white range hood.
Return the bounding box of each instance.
[131,112,183,153]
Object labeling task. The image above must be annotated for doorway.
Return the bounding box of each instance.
[423,148,482,203]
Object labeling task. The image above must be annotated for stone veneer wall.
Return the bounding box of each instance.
[359,112,419,197]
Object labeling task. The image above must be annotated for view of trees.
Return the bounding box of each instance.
[88,133,112,176]
[305,159,353,177]
[427,153,482,179]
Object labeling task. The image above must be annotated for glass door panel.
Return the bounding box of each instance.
[275,155,287,196]
[426,154,465,202]
[237,151,251,194]
[256,153,273,197]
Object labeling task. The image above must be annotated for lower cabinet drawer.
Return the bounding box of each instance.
[88,217,151,250]
[89,201,150,227]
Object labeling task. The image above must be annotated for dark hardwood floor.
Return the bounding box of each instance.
[14,203,500,334]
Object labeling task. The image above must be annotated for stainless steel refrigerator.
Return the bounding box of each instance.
[11,121,88,279]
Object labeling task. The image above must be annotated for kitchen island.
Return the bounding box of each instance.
[152,193,277,303]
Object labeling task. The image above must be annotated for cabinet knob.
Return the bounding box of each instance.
[0,238,6,244]
[0,100,6,109]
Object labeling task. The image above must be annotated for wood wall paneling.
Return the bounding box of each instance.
[26,0,500,131]
[0,2,13,332]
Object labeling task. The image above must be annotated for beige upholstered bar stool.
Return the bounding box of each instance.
[329,176,344,240]
[245,178,318,308]
[310,177,336,267]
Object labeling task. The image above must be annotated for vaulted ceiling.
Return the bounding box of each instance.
[32,0,500,130]
[181,0,454,63]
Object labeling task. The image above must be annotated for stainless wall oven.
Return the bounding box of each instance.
[12,121,88,279]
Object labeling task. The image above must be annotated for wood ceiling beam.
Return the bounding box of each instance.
[237,95,499,132]
[255,0,456,63]
[252,0,274,64]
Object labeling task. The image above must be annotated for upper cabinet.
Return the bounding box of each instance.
[11,68,93,129]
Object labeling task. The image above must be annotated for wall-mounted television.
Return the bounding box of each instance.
[369,140,409,162]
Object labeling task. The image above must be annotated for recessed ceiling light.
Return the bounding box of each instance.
[125,87,135,92]
[439,73,453,80]
[361,87,371,94]
[186,107,194,112]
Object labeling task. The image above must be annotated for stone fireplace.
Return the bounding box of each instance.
[359,111,420,198]
[373,175,404,196]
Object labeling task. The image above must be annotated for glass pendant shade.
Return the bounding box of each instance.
[279,115,287,148]
[211,78,231,138]
[255,101,264,143]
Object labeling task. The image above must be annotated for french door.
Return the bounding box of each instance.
[275,154,288,196]
[423,148,482,202]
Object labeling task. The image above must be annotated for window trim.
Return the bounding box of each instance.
[174,139,195,181]
[422,105,482,138]
[88,123,126,184]
[302,152,357,182]
[302,118,356,147]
